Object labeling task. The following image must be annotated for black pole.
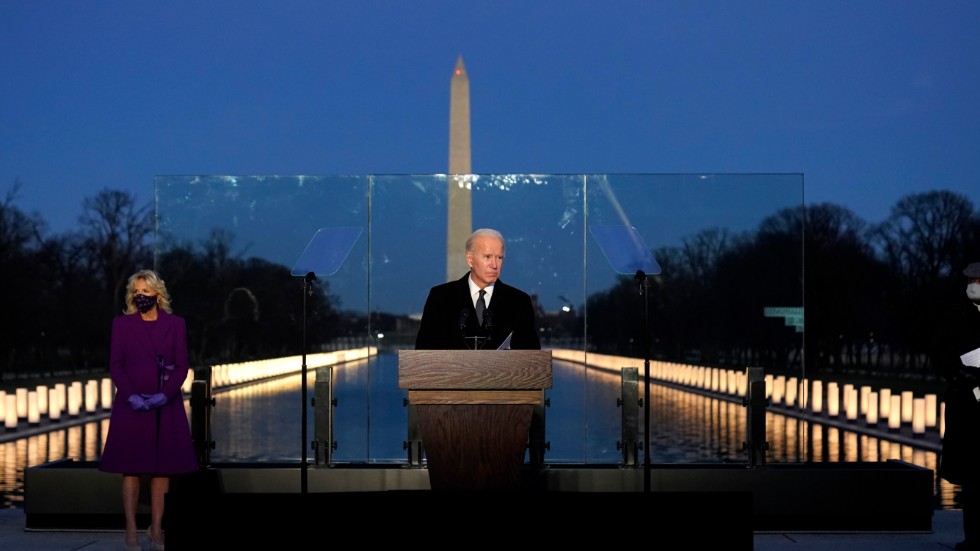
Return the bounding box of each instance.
[635,270,651,492]
[301,271,315,494]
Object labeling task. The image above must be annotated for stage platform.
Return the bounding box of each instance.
[24,458,934,541]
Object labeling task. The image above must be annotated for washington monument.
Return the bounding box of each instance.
[446,55,472,281]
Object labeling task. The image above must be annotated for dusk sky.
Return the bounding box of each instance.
[3,1,979,236]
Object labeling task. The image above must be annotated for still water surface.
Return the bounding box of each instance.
[0,353,958,508]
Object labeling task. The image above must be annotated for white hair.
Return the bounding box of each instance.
[466,228,505,252]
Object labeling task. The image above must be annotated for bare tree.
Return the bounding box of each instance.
[78,188,153,316]
[870,190,976,374]
[651,228,742,362]
[675,227,738,281]
[0,180,45,261]
[802,203,885,373]
[871,190,975,287]
[0,181,47,376]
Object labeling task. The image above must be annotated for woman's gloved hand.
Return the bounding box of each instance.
[141,393,168,409]
[127,394,147,411]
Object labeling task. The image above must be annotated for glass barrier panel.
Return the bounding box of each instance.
[154,173,804,467]
[584,173,804,463]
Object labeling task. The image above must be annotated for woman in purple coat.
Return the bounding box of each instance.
[100,269,198,551]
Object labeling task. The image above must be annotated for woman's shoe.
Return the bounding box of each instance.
[146,529,165,551]
[123,531,142,551]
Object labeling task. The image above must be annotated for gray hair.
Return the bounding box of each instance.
[465,228,505,252]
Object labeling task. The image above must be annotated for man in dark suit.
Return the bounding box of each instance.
[415,228,540,350]
[937,261,980,551]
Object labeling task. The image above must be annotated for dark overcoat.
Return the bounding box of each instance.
[937,302,980,486]
[415,273,541,350]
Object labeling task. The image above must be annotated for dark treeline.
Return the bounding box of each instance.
[1,183,340,380]
[3,183,979,384]
[586,189,980,383]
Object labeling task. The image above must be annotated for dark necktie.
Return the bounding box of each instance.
[476,289,486,325]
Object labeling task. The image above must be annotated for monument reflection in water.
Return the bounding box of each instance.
[1,353,957,509]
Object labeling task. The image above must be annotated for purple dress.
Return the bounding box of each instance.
[99,309,198,475]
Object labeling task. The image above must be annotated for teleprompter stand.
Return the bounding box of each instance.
[291,226,361,493]
[590,225,661,491]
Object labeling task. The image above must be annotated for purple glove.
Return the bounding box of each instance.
[127,394,147,411]
[141,392,168,410]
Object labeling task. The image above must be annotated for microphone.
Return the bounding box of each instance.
[483,309,493,333]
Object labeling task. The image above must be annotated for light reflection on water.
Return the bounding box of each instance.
[1,355,960,509]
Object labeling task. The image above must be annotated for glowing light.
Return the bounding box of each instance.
[912,398,925,436]
[925,394,937,428]
[940,402,946,439]
[866,392,878,425]
[101,378,113,410]
[888,395,902,431]
[785,376,797,407]
[772,376,785,405]
[5,394,17,429]
[85,380,98,413]
[68,382,81,417]
[36,385,48,415]
[843,383,857,421]
[811,380,823,413]
[27,391,39,425]
[860,385,871,415]
[54,383,66,415]
[827,382,839,416]
[16,388,27,418]
[845,386,859,421]
[48,388,61,421]
[209,348,375,389]
[901,391,913,423]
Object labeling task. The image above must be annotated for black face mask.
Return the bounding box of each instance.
[134,293,158,313]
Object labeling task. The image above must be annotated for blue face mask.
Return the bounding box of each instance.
[134,293,158,313]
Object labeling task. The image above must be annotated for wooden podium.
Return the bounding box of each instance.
[398,349,553,490]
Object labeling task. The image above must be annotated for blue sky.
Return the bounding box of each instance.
[3,1,979,236]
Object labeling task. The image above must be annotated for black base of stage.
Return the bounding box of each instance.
[25,459,935,537]
[164,489,754,549]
